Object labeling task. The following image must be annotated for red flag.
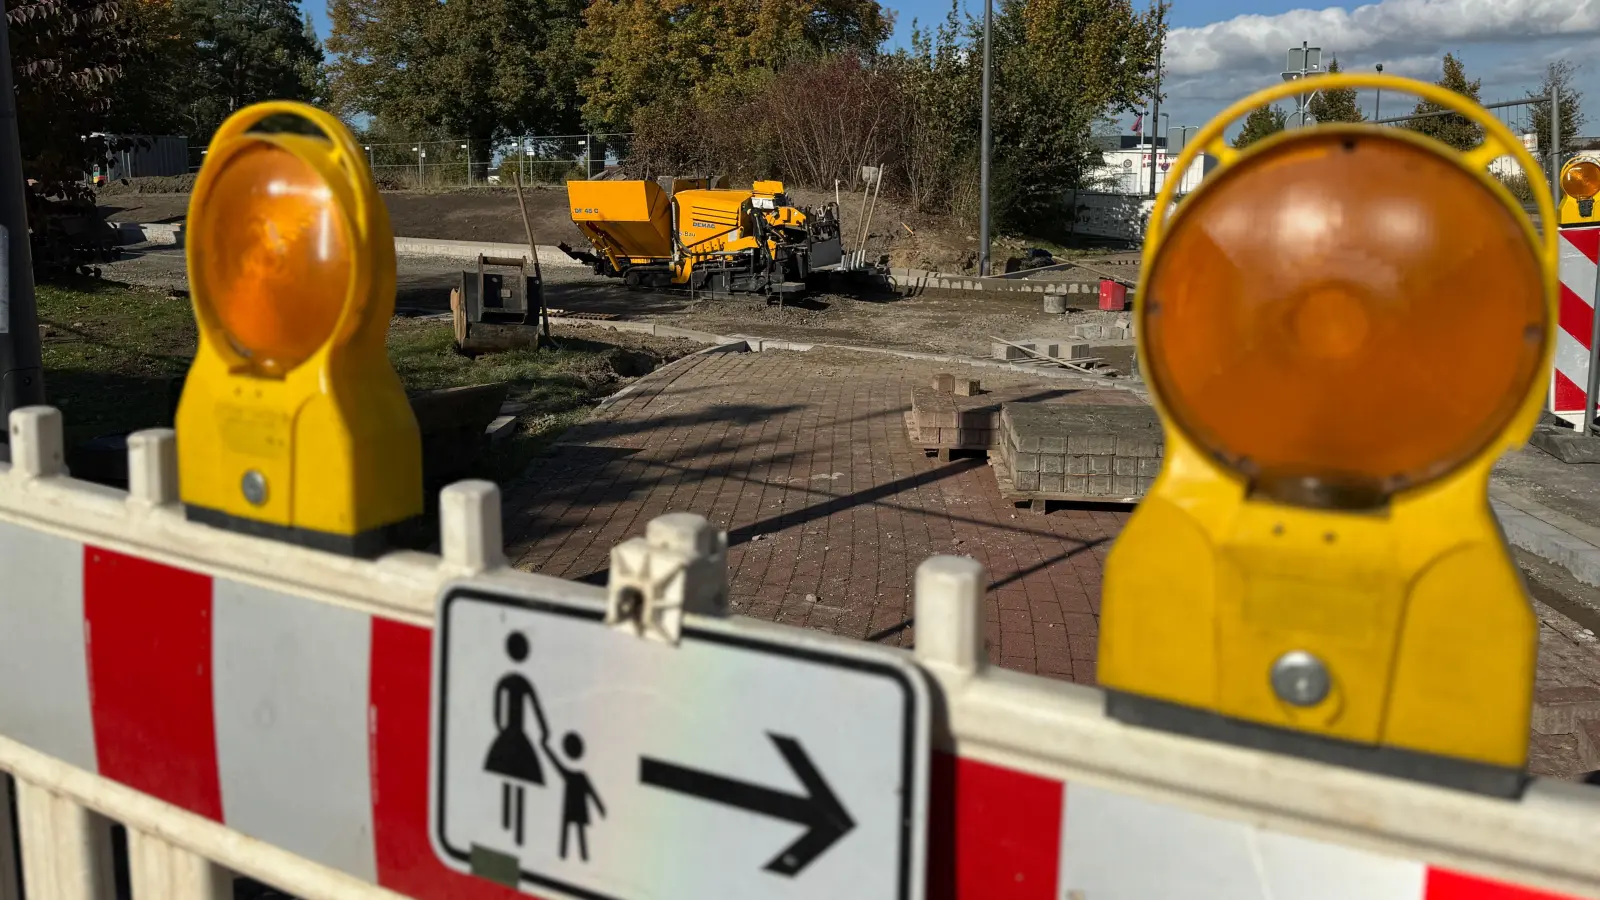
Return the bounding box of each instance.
[1131,113,1144,134]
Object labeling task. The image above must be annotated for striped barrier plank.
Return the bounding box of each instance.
[1553,225,1600,424]
[933,755,1577,900]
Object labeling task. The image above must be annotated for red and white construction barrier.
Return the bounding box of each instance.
[1553,226,1600,424]
[0,409,1599,900]
[0,529,1582,900]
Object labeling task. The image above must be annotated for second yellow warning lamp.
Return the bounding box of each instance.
[1099,74,1556,797]
[175,102,422,556]
[1559,153,1600,226]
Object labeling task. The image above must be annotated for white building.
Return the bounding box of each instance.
[1083,136,1214,196]
[1086,147,1210,195]
[1488,133,1540,180]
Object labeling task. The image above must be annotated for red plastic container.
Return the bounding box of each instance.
[1098,279,1127,311]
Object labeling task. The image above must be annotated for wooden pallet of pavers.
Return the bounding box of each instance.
[905,376,1003,461]
[992,402,1164,512]
[904,411,995,460]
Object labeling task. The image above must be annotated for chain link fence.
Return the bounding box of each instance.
[353,133,633,189]
[186,132,636,188]
[1368,92,1559,203]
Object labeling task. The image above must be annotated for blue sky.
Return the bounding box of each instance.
[305,0,1600,144]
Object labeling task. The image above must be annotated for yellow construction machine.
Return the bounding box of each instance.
[560,176,843,298]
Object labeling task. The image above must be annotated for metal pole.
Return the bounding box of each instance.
[1374,63,1383,120]
[1586,263,1600,436]
[1551,84,1562,207]
[977,0,992,277]
[1300,41,1309,127]
[1148,46,1162,197]
[0,3,46,448]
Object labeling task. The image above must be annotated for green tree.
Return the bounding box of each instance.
[106,0,201,136]
[576,0,893,132]
[887,3,981,214]
[8,0,138,275]
[10,0,131,185]
[1528,59,1584,163]
[167,0,323,139]
[1232,104,1287,148]
[1307,56,1364,123]
[327,0,586,163]
[1406,52,1482,150]
[987,0,1167,224]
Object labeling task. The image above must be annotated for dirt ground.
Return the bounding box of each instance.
[96,181,1131,275]
[101,241,1141,372]
[656,291,1139,371]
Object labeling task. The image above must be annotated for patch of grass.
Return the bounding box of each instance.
[35,282,686,480]
[36,279,195,446]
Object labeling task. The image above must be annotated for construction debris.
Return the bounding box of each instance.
[988,336,1107,375]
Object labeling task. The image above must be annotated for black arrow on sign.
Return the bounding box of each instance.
[639,732,855,876]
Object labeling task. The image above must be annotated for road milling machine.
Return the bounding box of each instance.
[560,176,843,299]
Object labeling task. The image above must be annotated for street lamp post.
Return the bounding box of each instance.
[1281,42,1323,127]
[978,0,993,277]
[1374,63,1384,121]
[1148,45,1163,197]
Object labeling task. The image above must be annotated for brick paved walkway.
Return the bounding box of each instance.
[502,347,1135,683]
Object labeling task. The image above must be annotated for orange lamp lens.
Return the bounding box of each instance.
[1143,131,1545,507]
[1563,160,1600,201]
[192,141,351,375]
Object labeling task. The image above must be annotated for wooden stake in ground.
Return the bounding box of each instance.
[512,169,552,343]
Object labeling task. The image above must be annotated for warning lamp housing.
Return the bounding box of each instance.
[1099,73,1556,794]
[176,101,422,556]
[1559,153,1600,226]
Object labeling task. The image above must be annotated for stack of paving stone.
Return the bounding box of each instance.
[904,375,1002,460]
[993,402,1164,509]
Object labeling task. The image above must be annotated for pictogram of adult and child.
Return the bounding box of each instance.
[485,630,606,861]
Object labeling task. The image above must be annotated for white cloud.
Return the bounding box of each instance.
[1168,0,1600,76]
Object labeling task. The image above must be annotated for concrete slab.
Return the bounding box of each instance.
[1530,427,1600,464]
[486,415,519,445]
[1491,484,1600,588]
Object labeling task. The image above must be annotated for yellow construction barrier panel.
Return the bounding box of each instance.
[176,101,422,557]
[1100,73,1557,795]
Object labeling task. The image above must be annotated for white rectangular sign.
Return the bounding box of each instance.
[430,585,929,900]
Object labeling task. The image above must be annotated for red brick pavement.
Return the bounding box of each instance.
[501,347,1134,684]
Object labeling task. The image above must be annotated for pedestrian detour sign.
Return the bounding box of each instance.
[429,584,930,900]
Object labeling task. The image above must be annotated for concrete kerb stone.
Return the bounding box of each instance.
[810,342,1150,401]
[392,237,586,268]
[881,267,1125,298]
[108,223,588,269]
[1491,482,1600,588]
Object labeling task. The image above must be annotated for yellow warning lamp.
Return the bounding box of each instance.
[1099,73,1556,795]
[176,102,422,556]
[1559,153,1600,226]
